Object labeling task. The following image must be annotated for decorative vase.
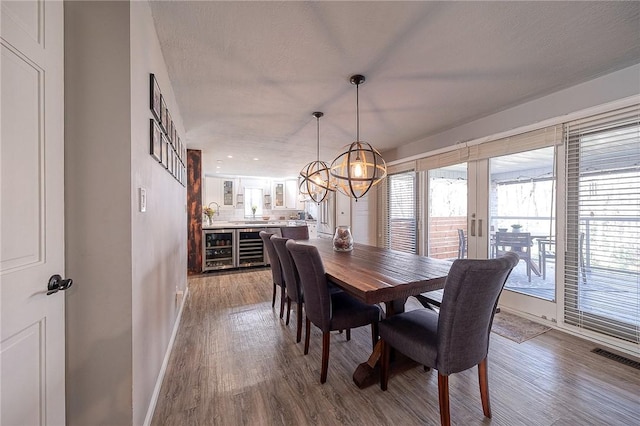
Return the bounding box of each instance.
[333,225,353,252]
[511,225,521,233]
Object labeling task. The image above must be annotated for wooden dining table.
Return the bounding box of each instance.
[300,238,452,388]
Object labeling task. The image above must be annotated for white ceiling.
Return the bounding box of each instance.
[149,1,640,178]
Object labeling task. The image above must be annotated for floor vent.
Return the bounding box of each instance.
[591,348,640,370]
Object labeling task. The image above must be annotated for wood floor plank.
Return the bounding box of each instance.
[152,268,640,426]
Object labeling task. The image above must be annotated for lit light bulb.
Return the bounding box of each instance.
[352,159,364,178]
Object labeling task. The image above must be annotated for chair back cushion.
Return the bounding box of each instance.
[272,236,302,303]
[437,252,519,374]
[280,225,310,240]
[286,240,331,330]
[260,231,284,287]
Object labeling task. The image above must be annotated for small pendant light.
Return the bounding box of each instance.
[299,112,334,204]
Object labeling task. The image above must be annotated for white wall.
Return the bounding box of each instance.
[130,2,187,426]
[383,64,640,163]
[65,2,133,425]
[65,2,187,425]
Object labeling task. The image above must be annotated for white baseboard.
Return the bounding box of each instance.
[142,286,189,426]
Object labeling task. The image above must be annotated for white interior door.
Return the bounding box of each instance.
[1,1,66,425]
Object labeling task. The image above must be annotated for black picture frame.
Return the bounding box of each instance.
[168,146,174,175]
[150,119,162,162]
[173,126,178,150]
[160,95,168,133]
[150,74,162,122]
[162,133,169,169]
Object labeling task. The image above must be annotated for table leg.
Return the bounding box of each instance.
[352,297,414,389]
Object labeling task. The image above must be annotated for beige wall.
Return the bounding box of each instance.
[65,1,187,425]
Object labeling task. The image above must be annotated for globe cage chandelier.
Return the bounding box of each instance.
[330,75,387,201]
[299,112,334,204]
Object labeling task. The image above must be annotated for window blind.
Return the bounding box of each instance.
[417,125,562,172]
[381,171,417,253]
[565,104,640,345]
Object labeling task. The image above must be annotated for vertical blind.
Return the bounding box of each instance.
[565,103,640,345]
[381,171,417,253]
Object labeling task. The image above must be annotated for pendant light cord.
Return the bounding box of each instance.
[316,115,320,162]
[356,82,360,142]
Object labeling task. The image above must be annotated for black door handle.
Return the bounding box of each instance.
[47,274,73,295]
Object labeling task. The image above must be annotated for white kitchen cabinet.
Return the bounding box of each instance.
[273,181,285,208]
[204,176,235,209]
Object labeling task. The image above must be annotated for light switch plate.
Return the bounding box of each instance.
[139,187,147,212]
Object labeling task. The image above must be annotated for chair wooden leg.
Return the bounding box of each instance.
[438,373,451,426]
[478,357,492,418]
[371,321,379,349]
[304,317,311,355]
[380,339,390,391]
[346,329,351,341]
[321,331,330,384]
[279,286,286,319]
[285,297,291,325]
[296,303,303,343]
[272,283,276,308]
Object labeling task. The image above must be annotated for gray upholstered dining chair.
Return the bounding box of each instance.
[259,231,286,319]
[379,252,519,426]
[286,239,382,384]
[280,225,310,240]
[271,235,304,343]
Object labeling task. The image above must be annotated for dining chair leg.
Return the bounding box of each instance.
[478,357,492,418]
[279,286,286,319]
[285,297,291,325]
[296,303,303,343]
[272,283,276,308]
[371,321,379,349]
[320,331,330,384]
[346,329,351,341]
[380,339,390,391]
[304,317,311,355]
[438,373,451,426]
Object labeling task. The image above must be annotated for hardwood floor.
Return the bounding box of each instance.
[152,269,640,425]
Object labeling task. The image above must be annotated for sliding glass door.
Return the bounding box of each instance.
[426,164,467,259]
[488,146,557,301]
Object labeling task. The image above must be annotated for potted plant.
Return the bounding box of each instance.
[511,224,522,233]
[251,205,257,218]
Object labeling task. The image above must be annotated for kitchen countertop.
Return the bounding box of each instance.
[203,220,308,229]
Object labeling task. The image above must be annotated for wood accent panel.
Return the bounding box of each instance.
[152,269,640,426]
[187,149,202,275]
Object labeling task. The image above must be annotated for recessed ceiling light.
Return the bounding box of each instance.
[227,155,233,159]
[216,166,221,169]
[253,158,259,161]
[217,160,222,164]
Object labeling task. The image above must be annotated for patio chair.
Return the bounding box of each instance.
[537,238,555,280]
[494,231,533,282]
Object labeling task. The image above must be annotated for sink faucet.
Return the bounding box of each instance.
[208,202,220,216]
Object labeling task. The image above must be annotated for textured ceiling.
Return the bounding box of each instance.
[149,1,640,178]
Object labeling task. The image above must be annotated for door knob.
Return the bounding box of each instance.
[47,274,73,295]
